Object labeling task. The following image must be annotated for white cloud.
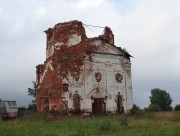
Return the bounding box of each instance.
[0,7,2,16]
[76,0,103,8]
[36,7,47,17]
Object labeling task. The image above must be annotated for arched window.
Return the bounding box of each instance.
[73,94,80,114]
[117,94,123,113]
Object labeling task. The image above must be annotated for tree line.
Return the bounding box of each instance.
[133,88,180,112]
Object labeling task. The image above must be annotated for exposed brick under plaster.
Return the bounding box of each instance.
[36,20,133,115]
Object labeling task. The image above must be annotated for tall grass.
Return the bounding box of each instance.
[0,112,180,136]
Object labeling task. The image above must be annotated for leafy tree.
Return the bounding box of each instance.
[149,88,172,111]
[174,104,180,111]
[28,103,37,110]
[148,104,161,112]
[28,81,37,104]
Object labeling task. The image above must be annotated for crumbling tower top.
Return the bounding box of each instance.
[100,26,114,45]
[44,20,114,59]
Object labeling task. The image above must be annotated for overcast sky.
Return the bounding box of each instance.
[0,0,180,108]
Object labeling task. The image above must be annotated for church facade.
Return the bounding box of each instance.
[36,20,133,115]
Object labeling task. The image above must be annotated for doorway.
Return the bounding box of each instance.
[92,98,106,114]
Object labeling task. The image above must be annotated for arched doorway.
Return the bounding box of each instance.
[90,88,107,114]
[117,94,123,113]
[73,94,80,114]
[92,98,106,114]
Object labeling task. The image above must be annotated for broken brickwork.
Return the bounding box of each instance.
[36,20,133,115]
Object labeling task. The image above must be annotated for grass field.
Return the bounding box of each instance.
[0,112,180,136]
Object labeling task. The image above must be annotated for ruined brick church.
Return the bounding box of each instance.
[36,20,133,115]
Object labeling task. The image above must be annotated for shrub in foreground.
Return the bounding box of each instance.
[131,104,143,116]
[148,104,161,112]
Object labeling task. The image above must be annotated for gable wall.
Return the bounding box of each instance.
[57,53,133,114]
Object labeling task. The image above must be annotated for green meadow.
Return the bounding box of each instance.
[0,112,180,136]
